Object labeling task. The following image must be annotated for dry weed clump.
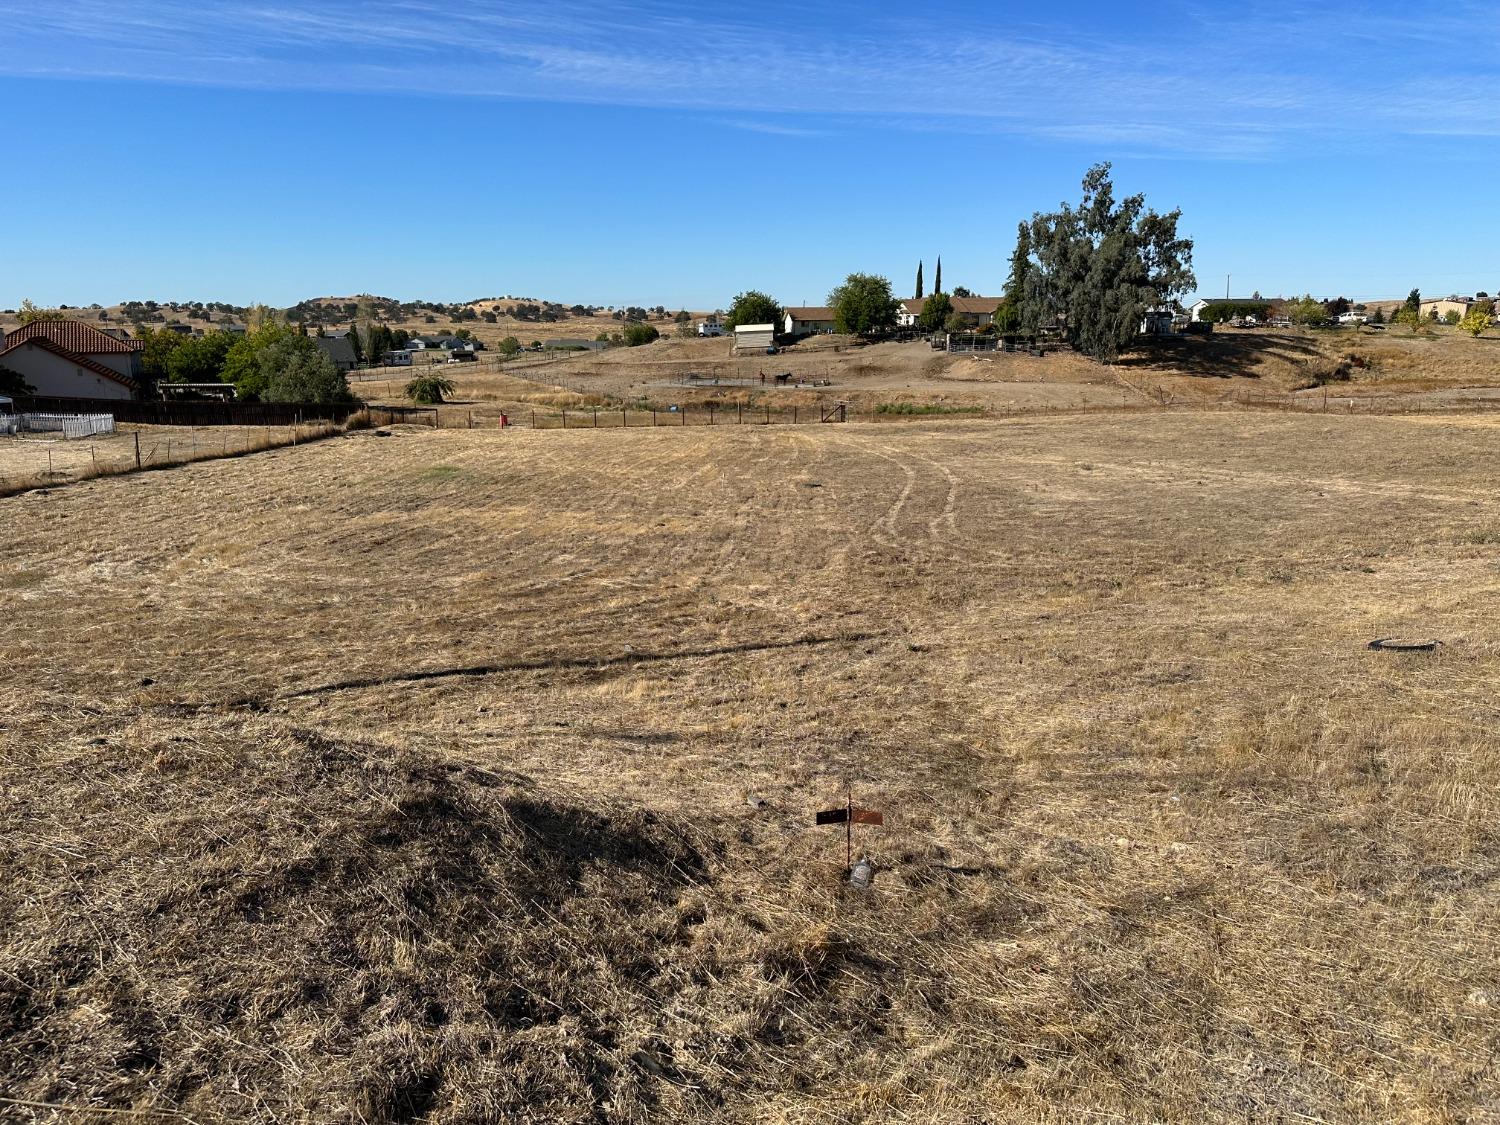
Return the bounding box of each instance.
[0,721,716,1122]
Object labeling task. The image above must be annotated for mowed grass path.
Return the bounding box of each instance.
[3,414,1498,1122]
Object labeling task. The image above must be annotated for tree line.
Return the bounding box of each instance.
[711,165,1196,361]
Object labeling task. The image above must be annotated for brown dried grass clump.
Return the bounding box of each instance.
[0,723,713,1122]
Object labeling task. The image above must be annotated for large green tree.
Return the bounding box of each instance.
[1287,295,1325,325]
[722,291,782,330]
[1004,223,1031,310]
[828,273,900,337]
[165,331,235,383]
[914,260,924,300]
[918,291,953,332]
[222,323,352,403]
[1018,163,1195,361]
[933,256,942,296]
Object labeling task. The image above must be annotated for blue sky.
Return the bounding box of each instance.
[2,1,1497,309]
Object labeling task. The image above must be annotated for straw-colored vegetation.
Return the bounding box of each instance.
[2,414,1497,1122]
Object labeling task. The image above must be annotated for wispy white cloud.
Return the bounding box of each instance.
[1,0,1496,157]
[715,119,823,138]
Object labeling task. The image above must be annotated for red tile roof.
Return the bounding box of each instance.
[3,319,143,355]
[0,334,139,390]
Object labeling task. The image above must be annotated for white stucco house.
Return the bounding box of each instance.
[782,307,837,337]
[0,320,143,400]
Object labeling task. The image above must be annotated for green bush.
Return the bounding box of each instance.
[622,323,659,347]
[405,374,456,404]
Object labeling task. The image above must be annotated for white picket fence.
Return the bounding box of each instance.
[0,413,116,439]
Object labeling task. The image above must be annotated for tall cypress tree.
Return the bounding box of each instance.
[1004,222,1031,307]
[347,323,363,363]
[915,261,924,299]
[934,256,942,295]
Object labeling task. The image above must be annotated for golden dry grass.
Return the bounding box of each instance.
[353,329,1500,428]
[2,414,1498,1122]
[0,423,343,496]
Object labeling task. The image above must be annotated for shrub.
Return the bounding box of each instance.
[622,323,659,347]
[405,374,456,404]
[498,336,521,355]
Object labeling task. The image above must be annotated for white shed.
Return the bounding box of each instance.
[732,323,776,352]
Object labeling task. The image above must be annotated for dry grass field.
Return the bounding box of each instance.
[3,414,1499,1122]
[351,328,1500,426]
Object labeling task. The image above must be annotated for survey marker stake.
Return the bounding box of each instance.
[815,790,884,877]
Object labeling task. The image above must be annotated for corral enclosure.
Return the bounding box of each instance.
[2,414,1498,1122]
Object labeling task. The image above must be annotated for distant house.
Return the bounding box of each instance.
[949,297,1002,326]
[1420,297,1471,321]
[0,320,143,400]
[897,296,1002,328]
[782,307,837,337]
[407,336,443,350]
[313,334,357,371]
[732,323,776,352]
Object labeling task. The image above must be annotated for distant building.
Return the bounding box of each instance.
[313,334,357,371]
[1420,297,1471,321]
[782,307,837,337]
[0,320,143,400]
[896,296,1002,328]
[732,323,776,352]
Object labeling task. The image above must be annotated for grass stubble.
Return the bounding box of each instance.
[1,412,1497,1122]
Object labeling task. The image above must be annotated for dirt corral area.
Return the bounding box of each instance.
[2,415,1498,1122]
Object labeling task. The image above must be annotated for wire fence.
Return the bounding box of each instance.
[0,421,342,497]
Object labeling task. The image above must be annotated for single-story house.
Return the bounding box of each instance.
[313,333,358,371]
[782,307,836,337]
[949,296,1002,326]
[0,319,143,400]
[732,323,776,352]
[896,296,1003,328]
[406,336,443,350]
[1420,298,1471,321]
